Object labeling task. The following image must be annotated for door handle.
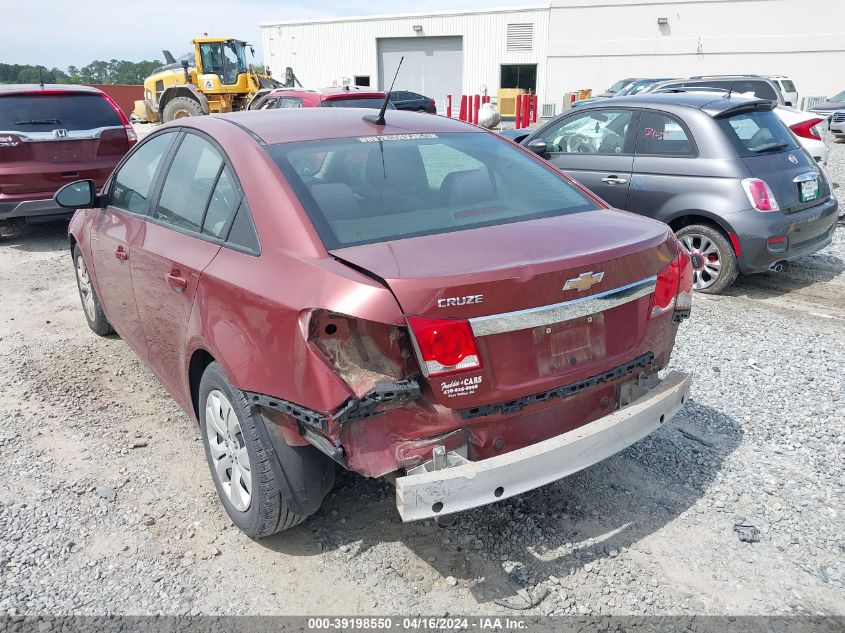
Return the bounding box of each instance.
[114,246,128,261]
[601,176,628,185]
[166,271,188,292]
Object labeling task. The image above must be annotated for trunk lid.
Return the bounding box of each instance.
[741,150,830,214]
[331,209,676,409]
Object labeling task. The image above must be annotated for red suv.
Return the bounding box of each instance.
[0,84,136,232]
[253,86,395,110]
[57,109,692,536]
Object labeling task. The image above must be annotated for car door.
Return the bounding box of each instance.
[531,108,638,209]
[89,131,177,355]
[626,109,698,220]
[129,131,241,396]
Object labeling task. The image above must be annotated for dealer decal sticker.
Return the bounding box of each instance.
[440,375,483,398]
[358,134,438,143]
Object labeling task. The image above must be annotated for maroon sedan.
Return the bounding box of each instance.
[57,108,693,536]
[0,84,136,231]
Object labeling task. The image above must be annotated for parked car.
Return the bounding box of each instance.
[507,93,838,293]
[574,78,673,108]
[774,105,830,165]
[829,111,845,141]
[645,75,785,105]
[0,84,136,233]
[809,89,845,141]
[389,90,436,113]
[58,108,693,535]
[601,78,638,97]
[766,75,798,107]
[251,86,395,110]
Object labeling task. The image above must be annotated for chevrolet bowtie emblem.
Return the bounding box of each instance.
[563,271,605,292]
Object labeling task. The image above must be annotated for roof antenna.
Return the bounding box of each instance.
[727,80,733,99]
[38,66,44,89]
[365,56,403,126]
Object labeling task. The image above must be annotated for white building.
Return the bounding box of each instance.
[261,1,845,113]
[260,6,549,111]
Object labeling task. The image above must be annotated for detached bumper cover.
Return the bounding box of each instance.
[395,370,691,521]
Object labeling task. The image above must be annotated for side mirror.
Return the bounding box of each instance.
[54,180,97,209]
[526,139,547,155]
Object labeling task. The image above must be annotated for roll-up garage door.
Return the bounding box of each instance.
[377,36,463,109]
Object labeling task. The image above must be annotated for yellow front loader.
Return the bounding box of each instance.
[133,37,298,123]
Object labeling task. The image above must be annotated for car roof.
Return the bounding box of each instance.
[581,91,772,116]
[186,108,478,144]
[0,83,103,96]
[268,86,386,99]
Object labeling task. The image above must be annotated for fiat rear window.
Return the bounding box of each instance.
[715,108,798,156]
[268,132,598,249]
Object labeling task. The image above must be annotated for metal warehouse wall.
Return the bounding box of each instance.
[546,0,845,105]
[261,7,549,108]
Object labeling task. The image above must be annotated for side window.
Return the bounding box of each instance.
[202,166,240,238]
[110,132,175,214]
[154,134,224,232]
[539,110,633,155]
[278,98,302,109]
[636,111,695,156]
[258,97,278,110]
[226,199,260,253]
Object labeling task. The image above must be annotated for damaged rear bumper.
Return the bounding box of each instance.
[394,370,691,522]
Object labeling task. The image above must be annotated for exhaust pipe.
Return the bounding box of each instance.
[769,262,784,273]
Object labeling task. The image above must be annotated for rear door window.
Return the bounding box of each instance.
[716,109,798,156]
[636,111,695,156]
[538,109,634,155]
[110,132,176,214]
[268,132,598,249]
[0,93,122,132]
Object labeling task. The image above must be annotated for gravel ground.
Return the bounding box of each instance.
[0,140,843,617]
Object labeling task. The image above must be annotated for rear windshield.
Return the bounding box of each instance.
[680,80,778,102]
[268,132,598,249]
[0,93,122,132]
[321,98,392,109]
[715,108,799,157]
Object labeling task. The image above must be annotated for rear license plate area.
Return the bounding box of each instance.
[799,178,819,202]
[533,313,606,377]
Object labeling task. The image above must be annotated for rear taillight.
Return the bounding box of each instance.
[406,316,482,377]
[99,92,137,145]
[741,178,779,212]
[789,117,825,141]
[650,249,692,318]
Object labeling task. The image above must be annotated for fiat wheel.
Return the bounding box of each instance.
[675,224,738,294]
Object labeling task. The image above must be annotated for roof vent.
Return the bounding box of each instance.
[507,23,534,52]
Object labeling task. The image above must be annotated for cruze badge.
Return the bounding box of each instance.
[437,294,483,308]
[788,154,798,165]
[563,271,605,292]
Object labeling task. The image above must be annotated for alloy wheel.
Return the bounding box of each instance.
[205,390,252,512]
[680,233,722,290]
[75,255,97,322]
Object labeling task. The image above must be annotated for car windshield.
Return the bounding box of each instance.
[715,108,798,156]
[321,98,392,109]
[830,90,845,102]
[268,132,598,249]
[607,79,633,93]
[0,94,122,132]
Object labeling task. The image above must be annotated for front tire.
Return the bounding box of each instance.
[73,245,113,336]
[199,362,309,538]
[675,224,738,294]
[162,96,204,123]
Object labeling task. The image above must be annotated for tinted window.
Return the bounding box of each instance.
[278,98,302,109]
[540,109,633,154]
[227,200,260,252]
[0,93,122,132]
[637,111,694,156]
[155,134,223,232]
[321,98,389,109]
[203,166,239,238]
[831,90,845,102]
[268,132,598,249]
[682,80,778,101]
[257,97,278,110]
[111,133,175,214]
[781,80,796,92]
[716,109,798,156]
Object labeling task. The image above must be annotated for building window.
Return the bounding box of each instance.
[354,76,371,87]
[506,23,533,52]
[500,64,536,92]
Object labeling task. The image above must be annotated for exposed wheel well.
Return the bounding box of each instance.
[668,215,738,255]
[189,349,216,419]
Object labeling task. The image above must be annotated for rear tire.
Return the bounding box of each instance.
[162,96,204,123]
[675,224,738,294]
[73,245,114,336]
[199,362,309,538]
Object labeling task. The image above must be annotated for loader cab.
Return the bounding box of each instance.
[195,39,250,89]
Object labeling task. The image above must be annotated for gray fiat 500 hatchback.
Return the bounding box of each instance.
[507,93,839,293]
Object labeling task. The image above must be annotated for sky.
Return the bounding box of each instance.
[1,0,545,69]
